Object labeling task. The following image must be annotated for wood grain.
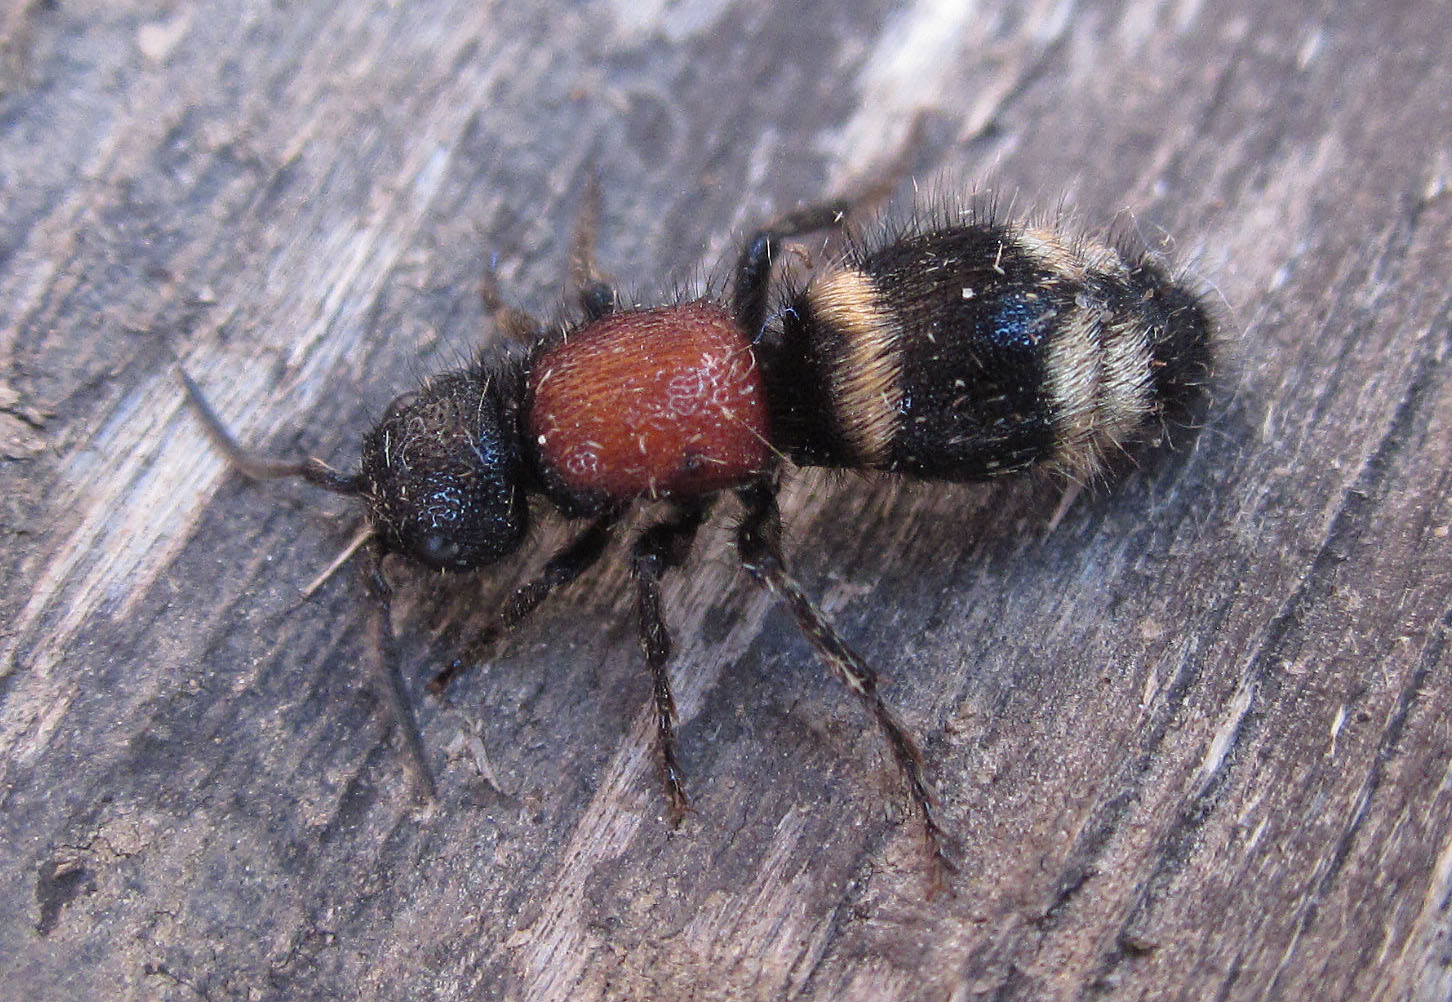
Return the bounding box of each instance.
[2,1,1449,999]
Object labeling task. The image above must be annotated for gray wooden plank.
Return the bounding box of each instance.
[2,0,1449,1000]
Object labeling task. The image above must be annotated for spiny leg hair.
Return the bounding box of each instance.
[631,502,711,824]
[734,481,955,874]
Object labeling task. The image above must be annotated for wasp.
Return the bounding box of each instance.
[184,182,1212,873]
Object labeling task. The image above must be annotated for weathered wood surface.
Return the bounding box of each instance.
[2,1,1449,999]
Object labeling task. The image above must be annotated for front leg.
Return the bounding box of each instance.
[569,168,617,320]
[362,541,437,800]
[430,512,620,693]
[630,503,710,824]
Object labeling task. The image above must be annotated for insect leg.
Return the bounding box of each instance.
[479,264,543,344]
[479,165,616,339]
[570,168,616,320]
[630,502,711,824]
[732,115,926,339]
[363,541,437,800]
[732,199,856,342]
[429,512,620,693]
[734,481,955,875]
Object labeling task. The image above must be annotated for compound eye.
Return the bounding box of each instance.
[417,531,463,568]
[393,475,525,571]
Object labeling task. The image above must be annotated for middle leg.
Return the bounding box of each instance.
[732,114,926,338]
[630,502,711,823]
